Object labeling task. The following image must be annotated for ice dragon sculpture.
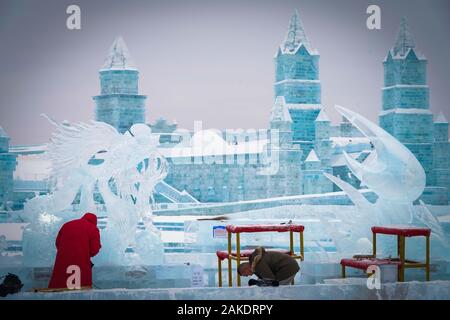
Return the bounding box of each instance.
[22,117,168,267]
[324,105,449,259]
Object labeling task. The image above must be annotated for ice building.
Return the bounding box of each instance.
[93,36,147,133]
[379,18,450,204]
[274,10,333,194]
[0,127,17,210]
[274,10,321,158]
[5,13,449,208]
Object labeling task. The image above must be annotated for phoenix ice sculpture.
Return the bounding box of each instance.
[22,117,168,266]
[324,105,449,259]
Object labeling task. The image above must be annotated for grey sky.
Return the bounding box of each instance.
[0,0,449,145]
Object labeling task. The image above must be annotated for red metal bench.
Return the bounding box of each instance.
[371,225,431,281]
[217,224,305,287]
[341,225,431,282]
[340,257,402,278]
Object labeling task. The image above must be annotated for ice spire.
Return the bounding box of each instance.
[393,17,416,57]
[0,126,7,138]
[435,112,448,123]
[315,109,330,122]
[101,36,137,71]
[270,96,292,122]
[305,149,320,162]
[281,9,311,54]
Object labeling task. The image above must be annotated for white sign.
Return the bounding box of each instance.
[213,226,227,239]
[191,265,204,287]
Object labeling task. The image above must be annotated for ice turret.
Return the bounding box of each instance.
[435,112,448,124]
[94,36,147,133]
[101,36,137,71]
[281,10,312,54]
[392,17,416,57]
[305,149,319,163]
[270,96,292,123]
[315,109,330,122]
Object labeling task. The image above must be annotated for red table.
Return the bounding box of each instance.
[340,257,402,279]
[371,225,431,281]
[216,224,305,287]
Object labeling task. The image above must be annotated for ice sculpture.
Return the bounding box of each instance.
[324,105,449,259]
[22,117,168,267]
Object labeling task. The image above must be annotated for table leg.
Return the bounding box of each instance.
[217,256,222,287]
[236,232,241,287]
[426,235,430,281]
[372,232,377,257]
[227,231,232,287]
[398,235,405,282]
[300,232,304,260]
[341,265,346,278]
[289,230,294,255]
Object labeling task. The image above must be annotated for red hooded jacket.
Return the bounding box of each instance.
[48,213,101,289]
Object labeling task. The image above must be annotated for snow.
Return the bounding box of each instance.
[286,103,322,110]
[305,149,319,162]
[379,108,432,116]
[160,231,185,243]
[13,154,51,181]
[330,137,370,147]
[274,79,320,85]
[315,109,330,122]
[382,84,428,90]
[435,112,448,123]
[0,223,27,241]
[9,144,47,154]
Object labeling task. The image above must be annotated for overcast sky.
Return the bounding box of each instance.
[0,0,449,145]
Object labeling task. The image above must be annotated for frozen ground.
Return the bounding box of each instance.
[3,280,450,300]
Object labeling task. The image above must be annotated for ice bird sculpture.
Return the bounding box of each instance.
[324,105,449,259]
[335,105,425,202]
[22,118,168,266]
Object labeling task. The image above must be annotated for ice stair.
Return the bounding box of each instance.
[155,181,199,204]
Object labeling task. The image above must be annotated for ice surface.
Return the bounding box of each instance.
[4,281,450,300]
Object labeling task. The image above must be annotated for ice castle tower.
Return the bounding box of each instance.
[379,18,450,204]
[93,36,147,133]
[274,10,322,160]
[267,96,303,197]
[0,127,17,210]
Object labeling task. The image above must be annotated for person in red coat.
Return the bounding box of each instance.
[48,212,101,289]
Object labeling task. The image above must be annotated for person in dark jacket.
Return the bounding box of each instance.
[238,247,299,286]
[48,212,101,289]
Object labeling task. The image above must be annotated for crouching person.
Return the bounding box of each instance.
[48,212,101,290]
[238,247,299,286]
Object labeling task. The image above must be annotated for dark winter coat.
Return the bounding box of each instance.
[249,247,299,281]
[48,213,101,289]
